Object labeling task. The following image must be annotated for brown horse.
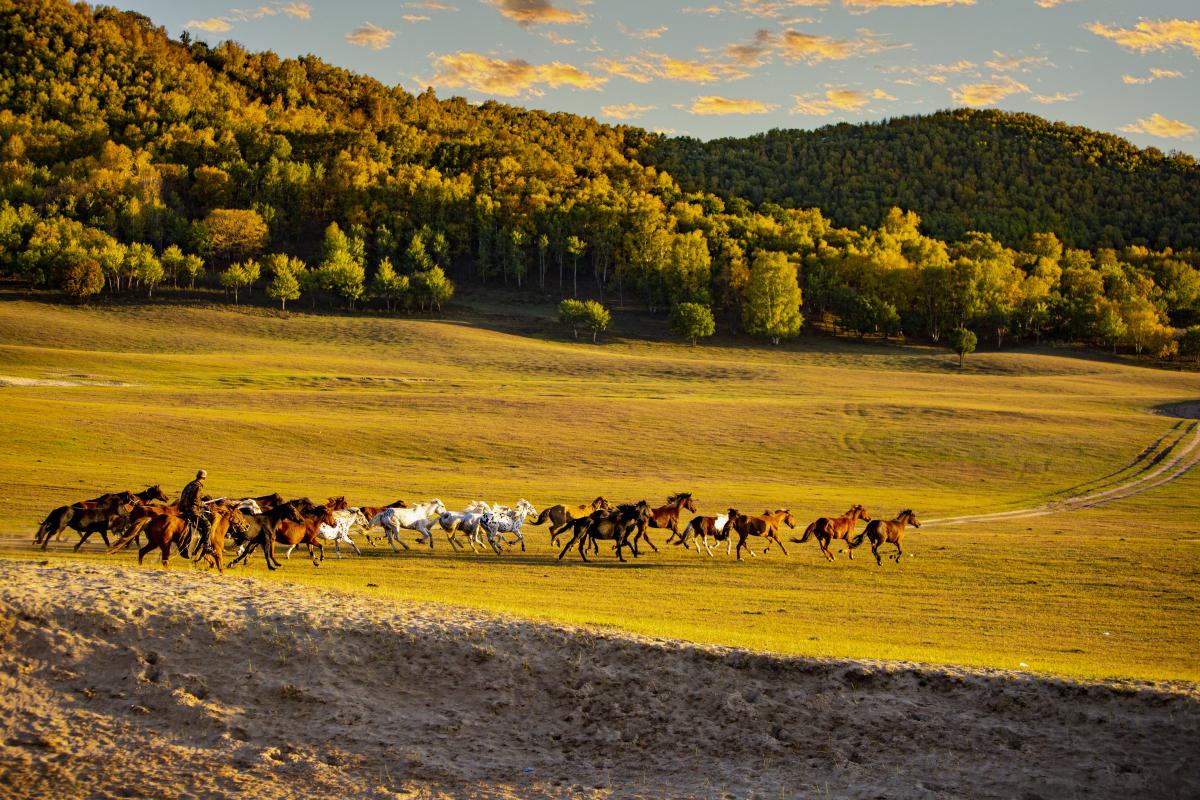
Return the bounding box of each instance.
[722,509,794,561]
[35,485,169,547]
[274,504,339,565]
[532,496,613,545]
[245,492,286,511]
[557,501,651,563]
[643,493,698,551]
[677,514,732,557]
[107,505,248,572]
[794,504,871,561]
[35,497,134,551]
[849,509,921,566]
[227,503,309,570]
[756,509,797,554]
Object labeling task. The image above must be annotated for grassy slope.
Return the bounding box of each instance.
[1,295,1197,682]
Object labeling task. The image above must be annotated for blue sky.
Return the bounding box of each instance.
[120,1,1199,154]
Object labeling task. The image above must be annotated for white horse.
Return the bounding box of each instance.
[437,501,494,553]
[284,508,368,560]
[479,500,538,554]
[367,500,446,552]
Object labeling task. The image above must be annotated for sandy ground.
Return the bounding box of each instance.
[0,562,1196,799]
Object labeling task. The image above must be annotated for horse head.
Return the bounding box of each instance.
[780,509,796,528]
[592,496,612,510]
[515,499,537,519]
[144,485,170,502]
[900,509,921,528]
[326,495,349,511]
[429,499,447,515]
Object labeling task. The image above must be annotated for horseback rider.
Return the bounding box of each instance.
[178,469,212,557]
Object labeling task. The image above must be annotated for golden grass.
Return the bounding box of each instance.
[1,297,1197,683]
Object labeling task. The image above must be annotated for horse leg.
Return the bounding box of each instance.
[137,540,155,565]
[736,533,746,562]
[160,541,171,570]
[893,540,903,562]
[772,533,789,556]
[578,535,590,563]
[284,544,296,560]
[871,541,882,567]
[73,530,90,553]
[641,528,659,553]
[312,541,322,566]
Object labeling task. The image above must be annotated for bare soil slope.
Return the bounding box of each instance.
[0,562,1196,799]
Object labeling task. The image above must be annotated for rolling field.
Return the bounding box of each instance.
[1,295,1198,683]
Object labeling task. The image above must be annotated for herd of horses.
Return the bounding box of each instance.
[32,486,922,571]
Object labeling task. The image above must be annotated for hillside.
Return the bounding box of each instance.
[635,110,1200,251]
[1,1,1198,358]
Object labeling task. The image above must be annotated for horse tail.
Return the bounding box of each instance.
[793,521,817,544]
[106,517,149,555]
[532,507,554,526]
[848,530,867,549]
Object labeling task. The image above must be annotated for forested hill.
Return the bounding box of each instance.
[634,111,1200,251]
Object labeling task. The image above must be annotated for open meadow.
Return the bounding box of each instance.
[1,294,1198,684]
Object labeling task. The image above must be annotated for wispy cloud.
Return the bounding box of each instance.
[1034,0,1078,7]
[618,22,668,40]
[422,52,607,96]
[681,95,780,115]
[723,27,903,67]
[844,0,974,11]
[346,22,397,49]
[601,102,657,119]
[185,17,232,33]
[1122,68,1185,85]
[792,86,895,115]
[1121,113,1197,139]
[1087,19,1200,57]
[985,50,1052,72]
[594,52,751,84]
[281,3,311,19]
[950,75,1029,105]
[484,0,588,27]
[1030,91,1079,104]
[686,1,830,19]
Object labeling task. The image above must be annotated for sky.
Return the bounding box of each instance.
[119,0,1199,155]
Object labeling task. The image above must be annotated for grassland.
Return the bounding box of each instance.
[1,292,1198,683]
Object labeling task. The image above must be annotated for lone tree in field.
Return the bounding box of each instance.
[580,299,611,343]
[670,302,716,346]
[742,250,803,345]
[949,326,977,368]
[559,298,586,339]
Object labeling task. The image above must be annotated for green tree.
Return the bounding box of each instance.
[267,267,300,310]
[219,259,259,304]
[949,326,977,368]
[580,299,611,343]
[321,251,365,309]
[669,302,716,346]
[414,266,453,312]
[125,243,163,296]
[742,251,803,345]
[1178,326,1200,363]
[559,298,586,339]
[566,235,585,298]
[372,257,408,311]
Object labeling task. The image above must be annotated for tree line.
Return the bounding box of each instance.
[0,2,1198,362]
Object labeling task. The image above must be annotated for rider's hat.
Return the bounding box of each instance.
[196,469,208,479]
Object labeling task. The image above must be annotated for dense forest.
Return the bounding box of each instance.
[635,112,1200,251]
[1,0,1198,360]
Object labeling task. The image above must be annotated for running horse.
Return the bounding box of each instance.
[106,504,249,572]
[34,485,169,549]
[642,492,698,552]
[531,496,613,545]
[722,509,795,561]
[849,509,921,566]
[794,504,871,561]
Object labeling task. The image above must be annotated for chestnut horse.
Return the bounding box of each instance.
[756,509,797,554]
[794,504,871,562]
[642,493,698,552]
[108,505,248,572]
[849,509,921,566]
[722,509,795,561]
[531,496,613,545]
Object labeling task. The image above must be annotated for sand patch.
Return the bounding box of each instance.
[0,561,1196,799]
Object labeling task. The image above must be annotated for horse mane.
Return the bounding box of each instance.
[667,492,692,504]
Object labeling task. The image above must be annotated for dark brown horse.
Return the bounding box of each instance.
[722,509,795,561]
[794,504,871,561]
[557,501,651,563]
[643,493,698,551]
[245,492,286,511]
[227,503,308,570]
[35,485,169,548]
[850,509,921,566]
[532,496,613,545]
